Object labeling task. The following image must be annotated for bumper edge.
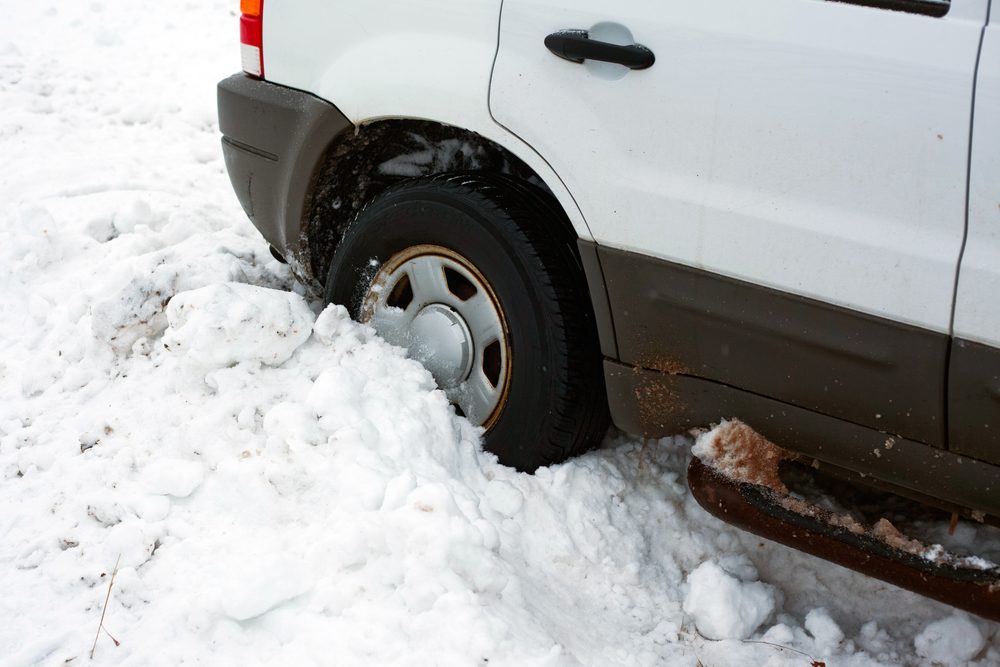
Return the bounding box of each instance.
[217,74,353,252]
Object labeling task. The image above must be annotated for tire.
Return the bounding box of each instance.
[323,173,609,472]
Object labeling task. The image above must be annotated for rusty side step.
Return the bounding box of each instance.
[687,457,1000,622]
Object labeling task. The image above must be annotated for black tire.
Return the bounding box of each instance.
[323,173,609,471]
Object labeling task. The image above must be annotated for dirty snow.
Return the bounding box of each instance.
[1,1,998,666]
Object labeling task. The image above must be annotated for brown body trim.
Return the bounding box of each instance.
[598,246,948,447]
[949,338,1000,465]
[591,245,1000,514]
[606,360,1000,517]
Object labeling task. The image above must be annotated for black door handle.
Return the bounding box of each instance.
[544,30,655,70]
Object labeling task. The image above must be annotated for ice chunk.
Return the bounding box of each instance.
[263,401,323,447]
[140,458,203,498]
[484,479,524,518]
[220,554,312,621]
[163,283,314,367]
[683,561,775,640]
[914,613,985,663]
[805,607,844,652]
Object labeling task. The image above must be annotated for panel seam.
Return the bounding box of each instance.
[486,1,596,241]
[946,0,991,449]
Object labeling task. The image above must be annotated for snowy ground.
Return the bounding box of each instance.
[1,1,998,665]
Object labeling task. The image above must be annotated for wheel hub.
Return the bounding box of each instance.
[407,303,474,389]
[359,245,511,429]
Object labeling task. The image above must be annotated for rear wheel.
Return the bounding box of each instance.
[323,174,609,471]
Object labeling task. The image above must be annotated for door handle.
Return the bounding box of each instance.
[544,30,655,70]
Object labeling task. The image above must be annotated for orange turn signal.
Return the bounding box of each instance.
[240,0,261,17]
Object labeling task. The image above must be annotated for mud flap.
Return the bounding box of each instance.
[688,457,1000,622]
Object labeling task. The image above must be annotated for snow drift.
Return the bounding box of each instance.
[1,0,997,665]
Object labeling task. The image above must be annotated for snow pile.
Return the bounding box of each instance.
[1,0,998,665]
[683,561,775,640]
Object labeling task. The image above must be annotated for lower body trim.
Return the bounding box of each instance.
[606,359,1000,518]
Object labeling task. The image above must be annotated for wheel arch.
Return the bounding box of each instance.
[295,118,591,288]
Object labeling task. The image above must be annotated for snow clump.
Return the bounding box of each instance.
[682,560,776,640]
[804,607,845,654]
[914,613,986,663]
[163,282,314,367]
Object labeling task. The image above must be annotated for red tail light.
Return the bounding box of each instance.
[240,0,264,78]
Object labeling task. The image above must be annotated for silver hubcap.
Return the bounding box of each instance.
[361,245,510,428]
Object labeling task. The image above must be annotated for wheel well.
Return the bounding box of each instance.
[299,119,578,286]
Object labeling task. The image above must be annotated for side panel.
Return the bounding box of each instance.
[261,0,594,241]
[950,11,1000,464]
[600,246,948,446]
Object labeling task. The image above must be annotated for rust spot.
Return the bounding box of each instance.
[640,354,691,376]
[781,496,865,535]
[632,366,684,435]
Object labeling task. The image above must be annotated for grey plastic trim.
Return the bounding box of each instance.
[597,246,948,446]
[217,74,353,252]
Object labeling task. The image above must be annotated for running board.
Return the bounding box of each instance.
[687,457,1000,622]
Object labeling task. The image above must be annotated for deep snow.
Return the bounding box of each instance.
[1,1,998,665]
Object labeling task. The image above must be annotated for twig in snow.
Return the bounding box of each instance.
[689,623,825,667]
[90,554,121,660]
[740,639,825,666]
[102,626,121,647]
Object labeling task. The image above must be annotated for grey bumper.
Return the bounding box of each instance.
[217,74,353,252]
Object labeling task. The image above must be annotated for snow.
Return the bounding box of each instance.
[683,561,776,640]
[163,282,315,368]
[1,0,999,665]
[915,614,987,664]
[805,608,846,654]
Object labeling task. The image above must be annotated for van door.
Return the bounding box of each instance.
[491,0,987,445]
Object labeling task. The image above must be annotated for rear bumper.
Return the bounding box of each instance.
[217,74,353,252]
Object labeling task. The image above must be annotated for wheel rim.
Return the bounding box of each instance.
[360,244,511,429]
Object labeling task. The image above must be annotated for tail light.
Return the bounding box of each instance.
[240,0,264,78]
